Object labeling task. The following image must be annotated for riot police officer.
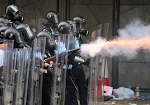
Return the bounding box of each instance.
[71,16,89,105]
[55,21,78,105]
[2,4,24,28]
[42,11,59,34]
[15,24,54,105]
[42,11,59,105]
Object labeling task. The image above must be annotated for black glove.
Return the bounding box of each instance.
[47,65,54,74]
[68,53,78,64]
[83,59,90,66]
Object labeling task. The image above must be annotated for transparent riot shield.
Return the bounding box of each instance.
[23,48,31,105]
[51,34,70,105]
[4,41,15,105]
[12,47,31,105]
[0,40,14,105]
[88,30,99,105]
[27,39,37,105]
[100,23,109,103]
[13,48,26,105]
[28,37,46,105]
[0,43,6,105]
[34,37,46,105]
[88,23,109,105]
[67,35,79,50]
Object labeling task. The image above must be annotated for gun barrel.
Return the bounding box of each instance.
[44,48,80,62]
[67,47,80,53]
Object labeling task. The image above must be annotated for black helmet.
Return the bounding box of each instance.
[16,24,35,43]
[0,22,5,28]
[57,21,71,34]
[0,18,15,27]
[37,31,56,55]
[73,16,85,28]
[5,4,24,23]
[42,11,59,28]
[73,16,88,36]
[67,20,77,33]
[4,27,24,48]
[0,18,8,23]
[0,25,10,39]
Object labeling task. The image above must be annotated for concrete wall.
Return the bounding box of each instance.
[0,1,9,16]
[0,0,150,89]
[17,0,57,31]
[119,0,150,89]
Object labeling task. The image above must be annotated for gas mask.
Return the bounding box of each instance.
[79,27,89,36]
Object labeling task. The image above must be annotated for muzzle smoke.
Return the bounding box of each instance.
[80,19,150,60]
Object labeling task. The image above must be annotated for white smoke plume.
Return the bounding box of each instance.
[80,19,150,59]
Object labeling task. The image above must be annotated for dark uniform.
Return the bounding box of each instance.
[71,16,89,105]
[65,65,77,105]
[42,28,54,105]
[72,63,87,105]
[42,65,53,105]
[41,11,59,105]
